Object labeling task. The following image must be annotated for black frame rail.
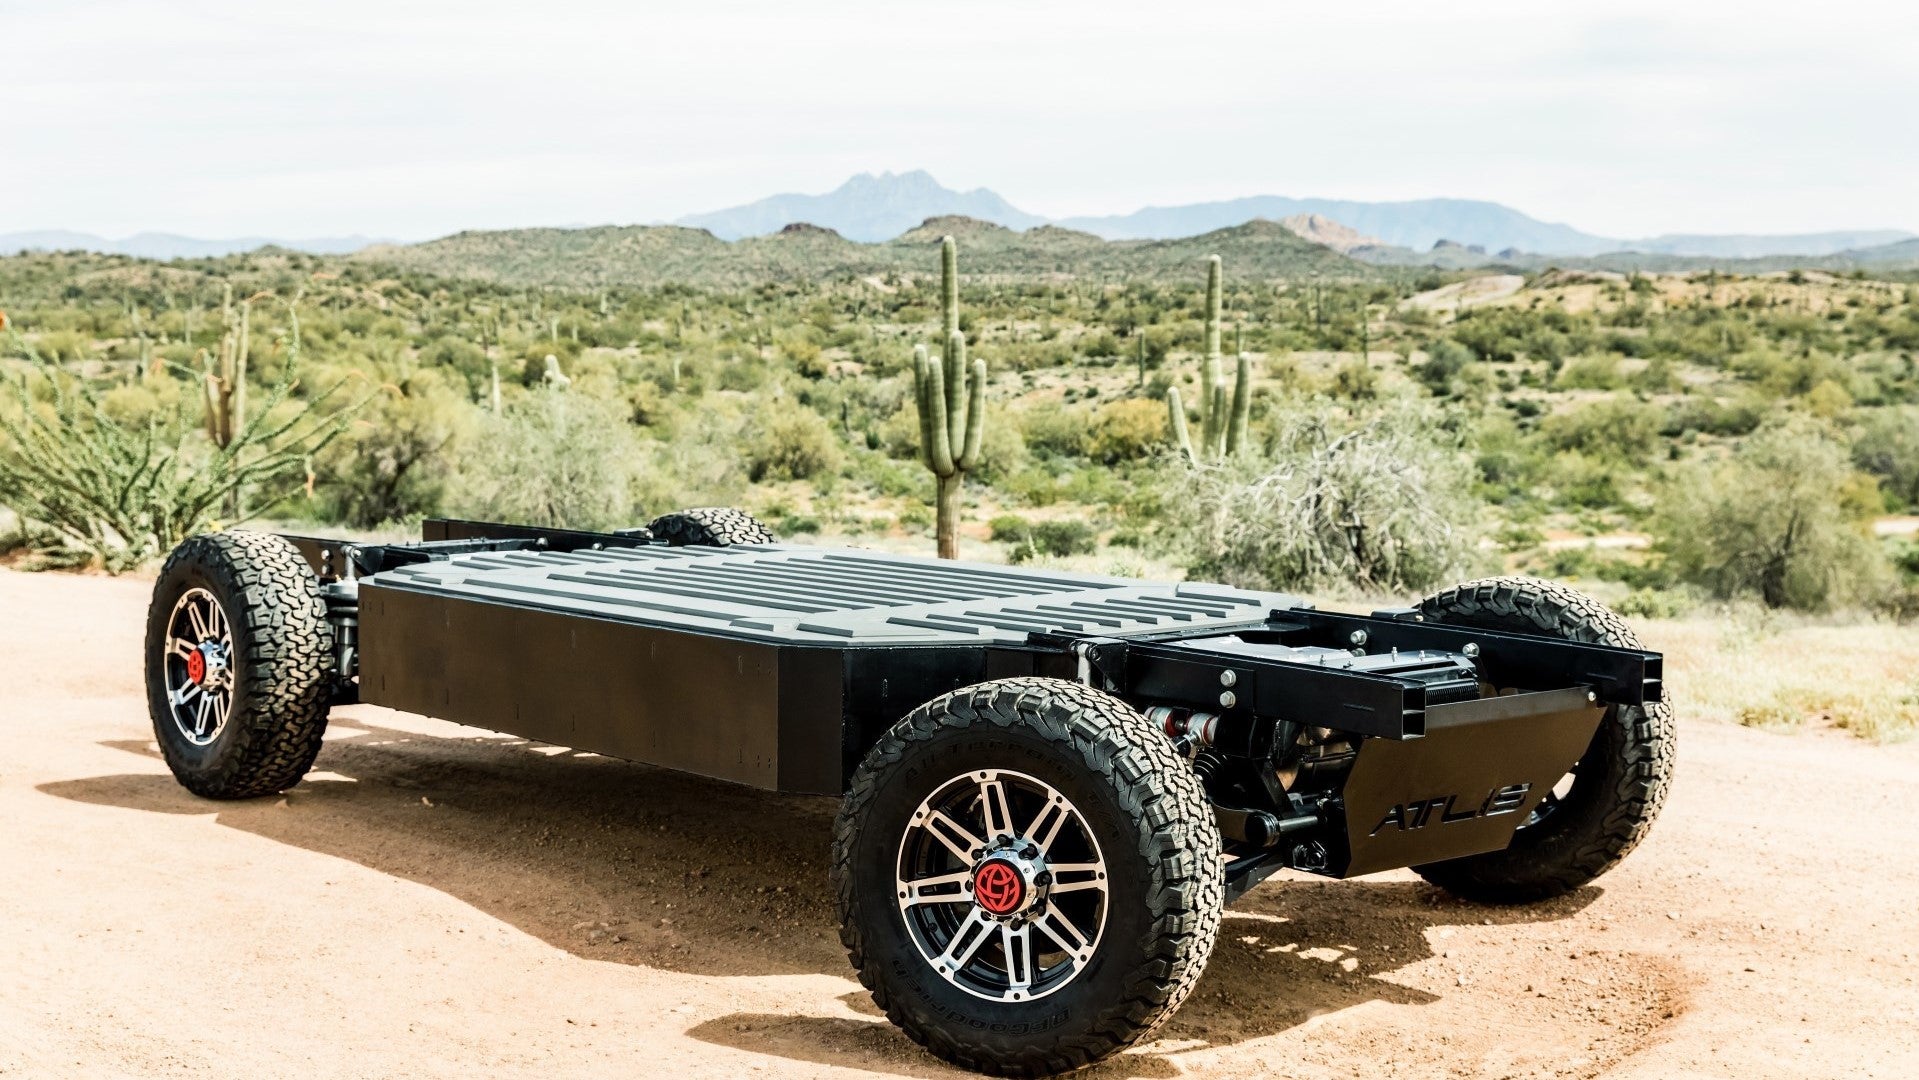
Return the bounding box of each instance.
[1285,610,1663,709]
[1044,607,1661,742]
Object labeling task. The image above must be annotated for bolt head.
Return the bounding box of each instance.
[1219,669,1238,688]
[1462,642,1480,658]
[1349,629,1368,647]
[1219,690,1237,709]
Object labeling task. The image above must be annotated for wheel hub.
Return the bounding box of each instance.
[184,641,227,686]
[971,848,1046,921]
[894,768,1109,1003]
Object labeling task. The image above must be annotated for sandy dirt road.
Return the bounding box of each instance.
[2,566,1916,1079]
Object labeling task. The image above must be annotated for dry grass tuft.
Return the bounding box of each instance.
[1640,613,1919,743]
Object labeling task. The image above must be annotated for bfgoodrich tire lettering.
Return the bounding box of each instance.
[1412,576,1675,903]
[832,677,1222,1077]
[144,531,334,799]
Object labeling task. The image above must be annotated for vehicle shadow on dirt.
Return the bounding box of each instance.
[42,716,1600,1077]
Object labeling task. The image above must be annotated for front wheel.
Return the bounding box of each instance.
[144,531,335,799]
[1412,576,1675,903]
[832,678,1222,1077]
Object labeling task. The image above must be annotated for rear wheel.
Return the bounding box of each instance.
[144,531,334,799]
[833,678,1222,1077]
[645,506,774,547]
[1412,576,1674,902]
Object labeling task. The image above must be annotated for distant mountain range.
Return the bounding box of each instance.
[678,171,1046,243]
[361,217,1362,288]
[9,171,1914,266]
[0,231,385,259]
[678,171,1913,260]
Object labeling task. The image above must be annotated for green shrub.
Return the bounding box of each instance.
[991,515,1097,563]
[1085,398,1168,463]
[1892,539,1919,578]
[1555,354,1623,390]
[1539,398,1663,462]
[1613,587,1694,620]
[1017,402,1094,458]
[742,400,841,482]
[1415,338,1476,395]
[1852,406,1919,509]
[1329,358,1378,399]
[1663,394,1764,437]
[453,388,637,530]
[1656,419,1889,610]
[318,367,472,527]
[987,514,1029,542]
[1543,452,1623,509]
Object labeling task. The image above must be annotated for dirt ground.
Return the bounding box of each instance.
[3,567,1916,1080]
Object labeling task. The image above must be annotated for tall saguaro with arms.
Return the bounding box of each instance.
[1167,254,1252,464]
[913,235,987,559]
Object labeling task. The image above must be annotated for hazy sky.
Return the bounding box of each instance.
[7,0,1917,241]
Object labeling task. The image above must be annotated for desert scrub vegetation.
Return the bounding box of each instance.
[1161,395,1485,593]
[1,244,1916,628]
[0,304,356,568]
[1656,418,1889,611]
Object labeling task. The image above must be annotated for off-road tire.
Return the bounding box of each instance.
[1411,576,1674,903]
[144,531,334,799]
[832,677,1223,1077]
[645,506,774,547]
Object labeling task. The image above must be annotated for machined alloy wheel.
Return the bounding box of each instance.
[834,677,1222,1077]
[161,588,236,746]
[895,768,1108,1004]
[145,531,335,800]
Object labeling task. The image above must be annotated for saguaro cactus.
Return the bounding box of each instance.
[1167,255,1252,463]
[201,283,249,449]
[912,235,987,559]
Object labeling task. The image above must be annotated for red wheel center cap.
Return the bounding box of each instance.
[185,648,207,685]
[973,859,1026,916]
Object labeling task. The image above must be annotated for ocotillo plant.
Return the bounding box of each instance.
[912,235,987,559]
[1166,255,1251,464]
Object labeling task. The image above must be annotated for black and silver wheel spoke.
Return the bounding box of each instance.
[163,587,235,748]
[895,767,1108,1003]
[1033,901,1097,964]
[1522,761,1583,829]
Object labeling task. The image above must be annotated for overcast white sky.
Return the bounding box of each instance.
[6,0,1917,241]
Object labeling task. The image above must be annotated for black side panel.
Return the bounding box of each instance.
[778,647,847,795]
[360,583,795,790]
[1336,688,1604,877]
[837,647,992,786]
